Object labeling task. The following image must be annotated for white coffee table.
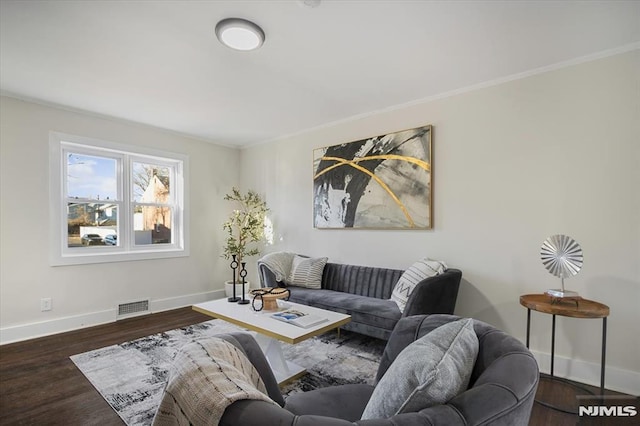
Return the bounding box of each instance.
[193,297,351,385]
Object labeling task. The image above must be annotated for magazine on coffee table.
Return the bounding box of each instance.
[271,309,328,329]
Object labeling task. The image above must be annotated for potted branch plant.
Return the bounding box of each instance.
[221,187,269,298]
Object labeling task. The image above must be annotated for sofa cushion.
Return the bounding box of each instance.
[287,255,328,289]
[390,258,447,313]
[287,288,401,332]
[360,318,478,419]
[284,383,375,421]
[322,262,404,298]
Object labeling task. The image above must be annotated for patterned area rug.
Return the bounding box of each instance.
[71,319,385,425]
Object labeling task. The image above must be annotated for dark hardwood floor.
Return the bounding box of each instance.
[0,308,212,425]
[0,307,630,425]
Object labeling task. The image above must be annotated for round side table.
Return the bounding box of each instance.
[519,294,609,399]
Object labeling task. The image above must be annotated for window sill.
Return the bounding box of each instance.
[50,247,189,266]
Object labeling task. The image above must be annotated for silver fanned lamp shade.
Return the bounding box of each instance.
[540,234,583,298]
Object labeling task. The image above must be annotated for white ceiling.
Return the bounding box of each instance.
[1,1,639,147]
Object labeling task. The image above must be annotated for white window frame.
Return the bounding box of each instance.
[49,132,189,266]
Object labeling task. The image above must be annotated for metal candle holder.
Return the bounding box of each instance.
[227,254,240,302]
[237,262,250,305]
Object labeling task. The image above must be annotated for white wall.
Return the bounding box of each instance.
[0,96,239,341]
[0,52,637,394]
[240,51,640,394]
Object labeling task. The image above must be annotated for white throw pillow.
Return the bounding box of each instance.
[390,258,447,313]
[360,318,478,420]
[287,255,328,289]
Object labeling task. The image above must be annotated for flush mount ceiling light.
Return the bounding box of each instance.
[215,18,265,51]
[298,0,321,7]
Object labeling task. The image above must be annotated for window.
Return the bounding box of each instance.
[50,132,189,265]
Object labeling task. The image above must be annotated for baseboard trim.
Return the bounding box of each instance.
[0,290,224,345]
[530,350,640,396]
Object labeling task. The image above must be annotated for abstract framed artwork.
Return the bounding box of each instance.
[313,125,432,229]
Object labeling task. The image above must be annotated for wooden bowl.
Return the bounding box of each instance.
[250,287,289,311]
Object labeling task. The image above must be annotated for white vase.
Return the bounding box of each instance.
[225,280,250,298]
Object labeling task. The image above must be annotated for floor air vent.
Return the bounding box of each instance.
[117,299,150,319]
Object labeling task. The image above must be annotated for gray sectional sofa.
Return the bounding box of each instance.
[259,261,462,340]
[217,315,539,425]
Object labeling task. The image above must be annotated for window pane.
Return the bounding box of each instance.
[67,153,117,200]
[133,205,172,245]
[132,162,171,203]
[67,202,118,248]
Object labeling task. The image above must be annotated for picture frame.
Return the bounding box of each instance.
[313,125,432,229]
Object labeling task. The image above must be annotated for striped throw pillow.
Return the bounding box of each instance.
[390,259,447,313]
[287,255,328,289]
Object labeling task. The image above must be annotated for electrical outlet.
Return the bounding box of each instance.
[41,298,52,312]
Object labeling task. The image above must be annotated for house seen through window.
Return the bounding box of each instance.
[51,132,188,265]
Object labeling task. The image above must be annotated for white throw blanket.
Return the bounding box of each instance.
[152,337,277,426]
[257,251,296,283]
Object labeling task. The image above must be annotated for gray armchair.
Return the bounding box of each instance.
[218,314,539,426]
